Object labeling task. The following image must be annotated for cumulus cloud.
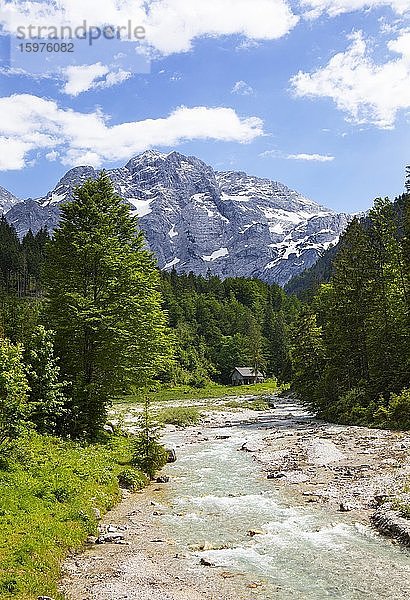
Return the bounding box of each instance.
[291,30,410,129]
[301,0,410,18]
[0,94,264,170]
[1,0,299,55]
[62,63,132,96]
[231,80,255,96]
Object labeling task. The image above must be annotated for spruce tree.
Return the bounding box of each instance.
[290,307,326,410]
[44,173,172,439]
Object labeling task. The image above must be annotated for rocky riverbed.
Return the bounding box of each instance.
[60,397,410,600]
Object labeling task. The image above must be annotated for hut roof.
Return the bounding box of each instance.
[233,367,264,378]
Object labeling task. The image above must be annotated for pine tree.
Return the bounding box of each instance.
[321,219,372,399]
[366,198,409,396]
[290,308,326,410]
[44,173,173,439]
[22,227,49,295]
[132,397,168,479]
[247,317,266,380]
[0,217,24,295]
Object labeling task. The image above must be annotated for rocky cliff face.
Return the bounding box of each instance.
[0,185,20,214]
[4,150,351,286]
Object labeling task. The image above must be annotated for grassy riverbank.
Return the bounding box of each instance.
[116,379,284,405]
[0,432,146,600]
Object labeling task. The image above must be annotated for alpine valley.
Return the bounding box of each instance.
[2,150,352,286]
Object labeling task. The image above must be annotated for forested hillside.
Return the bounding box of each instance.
[292,193,409,428]
[284,244,338,300]
[160,271,299,385]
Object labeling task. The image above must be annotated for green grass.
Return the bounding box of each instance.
[218,397,272,411]
[156,406,202,427]
[0,432,147,600]
[116,379,283,405]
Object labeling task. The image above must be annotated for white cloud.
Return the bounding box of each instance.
[45,150,59,161]
[169,73,183,82]
[260,149,334,161]
[286,153,335,161]
[1,0,299,55]
[61,63,132,96]
[96,69,132,89]
[62,63,108,96]
[291,30,410,129]
[0,94,264,170]
[231,80,254,95]
[301,0,410,18]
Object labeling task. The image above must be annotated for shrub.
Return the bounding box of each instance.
[117,468,148,491]
[157,406,202,427]
[386,388,410,430]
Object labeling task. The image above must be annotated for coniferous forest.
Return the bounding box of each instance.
[292,193,409,428]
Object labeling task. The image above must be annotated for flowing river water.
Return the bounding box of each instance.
[159,418,410,599]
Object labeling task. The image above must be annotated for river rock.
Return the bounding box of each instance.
[156,476,170,483]
[166,447,177,463]
[103,423,115,434]
[371,507,410,547]
[240,441,264,453]
[267,471,286,479]
[86,535,98,544]
[96,532,125,543]
[92,508,101,520]
[248,529,265,537]
[339,502,356,512]
[374,494,390,506]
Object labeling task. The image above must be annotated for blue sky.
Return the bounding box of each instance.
[0,0,409,213]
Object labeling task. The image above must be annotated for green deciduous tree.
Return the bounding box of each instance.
[24,326,67,435]
[44,173,173,439]
[0,338,29,448]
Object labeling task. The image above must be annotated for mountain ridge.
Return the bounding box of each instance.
[2,150,352,286]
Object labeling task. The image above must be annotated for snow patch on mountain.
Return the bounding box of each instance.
[128,197,154,218]
[202,248,229,262]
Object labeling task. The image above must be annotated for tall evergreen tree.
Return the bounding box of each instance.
[0,217,24,295]
[44,173,173,439]
[290,308,326,408]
